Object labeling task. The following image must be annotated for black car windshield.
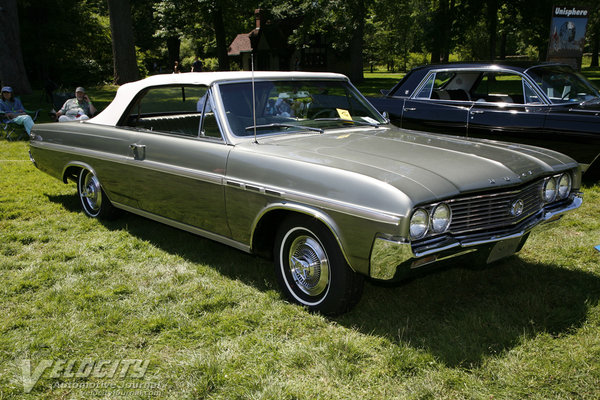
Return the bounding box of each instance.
[217,79,386,137]
[527,65,600,104]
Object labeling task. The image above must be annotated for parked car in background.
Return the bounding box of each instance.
[29,71,582,314]
[369,63,600,176]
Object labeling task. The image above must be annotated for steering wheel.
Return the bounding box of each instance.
[310,109,337,119]
[561,89,577,100]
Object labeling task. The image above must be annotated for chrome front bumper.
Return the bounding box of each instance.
[369,194,583,280]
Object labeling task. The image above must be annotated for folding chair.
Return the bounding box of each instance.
[49,91,74,121]
[1,108,41,141]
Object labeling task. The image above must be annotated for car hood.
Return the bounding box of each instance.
[232,127,577,205]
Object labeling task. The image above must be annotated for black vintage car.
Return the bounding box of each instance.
[369,63,600,176]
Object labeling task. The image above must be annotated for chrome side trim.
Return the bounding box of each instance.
[225,179,285,197]
[248,202,355,269]
[138,159,224,185]
[112,202,251,253]
[37,141,401,225]
[32,141,131,166]
[226,178,402,225]
[411,67,550,105]
[35,141,224,186]
[61,161,98,183]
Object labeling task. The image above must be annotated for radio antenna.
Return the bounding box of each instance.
[251,53,258,144]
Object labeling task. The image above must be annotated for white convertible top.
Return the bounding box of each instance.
[89,71,348,126]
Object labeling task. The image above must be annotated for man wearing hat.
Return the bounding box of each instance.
[56,87,97,122]
[1,86,35,136]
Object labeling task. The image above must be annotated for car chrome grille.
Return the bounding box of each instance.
[447,180,544,234]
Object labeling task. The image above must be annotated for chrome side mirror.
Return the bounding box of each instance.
[382,111,390,123]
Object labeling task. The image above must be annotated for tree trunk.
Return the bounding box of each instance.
[430,50,440,64]
[486,0,498,61]
[107,0,139,84]
[167,36,181,70]
[0,0,31,94]
[499,31,507,60]
[430,0,443,64]
[349,0,365,83]
[592,30,599,68]
[440,0,450,62]
[212,6,229,71]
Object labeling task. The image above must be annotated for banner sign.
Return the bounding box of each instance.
[548,6,589,60]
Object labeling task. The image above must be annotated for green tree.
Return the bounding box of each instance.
[18,0,112,87]
[153,1,185,70]
[366,0,428,71]
[264,0,369,81]
[154,0,254,72]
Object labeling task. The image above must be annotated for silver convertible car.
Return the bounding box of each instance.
[29,72,583,314]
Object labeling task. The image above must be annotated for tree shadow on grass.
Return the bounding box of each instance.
[337,258,600,368]
[47,193,80,213]
[46,193,277,291]
[46,193,600,369]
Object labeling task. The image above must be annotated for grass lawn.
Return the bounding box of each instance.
[1,76,600,399]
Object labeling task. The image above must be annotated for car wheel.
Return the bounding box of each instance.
[77,169,116,219]
[274,216,364,315]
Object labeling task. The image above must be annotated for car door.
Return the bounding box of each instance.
[63,123,142,209]
[542,106,600,169]
[467,71,548,145]
[122,85,232,237]
[400,71,470,136]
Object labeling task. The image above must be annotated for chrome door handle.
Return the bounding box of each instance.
[404,107,416,111]
[470,110,484,114]
[129,144,146,160]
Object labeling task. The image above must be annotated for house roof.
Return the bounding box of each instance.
[228,29,259,56]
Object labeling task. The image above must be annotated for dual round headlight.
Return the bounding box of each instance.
[557,173,572,199]
[410,203,452,240]
[542,173,571,203]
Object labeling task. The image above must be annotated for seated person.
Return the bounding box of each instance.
[274,93,293,117]
[0,86,35,136]
[56,87,96,122]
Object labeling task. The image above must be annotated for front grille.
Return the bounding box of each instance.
[447,180,544,234]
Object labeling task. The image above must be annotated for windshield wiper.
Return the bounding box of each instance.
[313,118,380,128]
[245,123,324,133]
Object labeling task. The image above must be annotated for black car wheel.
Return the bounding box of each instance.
[274,215,364,315]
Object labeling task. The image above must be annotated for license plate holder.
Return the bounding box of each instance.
[487,237,522,264]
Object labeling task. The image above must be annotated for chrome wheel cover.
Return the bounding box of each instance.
[287,234,330,297]
[80,172,102,214]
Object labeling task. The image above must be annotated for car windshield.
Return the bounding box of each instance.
[527,65,600,104]
[217,79,386,137]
